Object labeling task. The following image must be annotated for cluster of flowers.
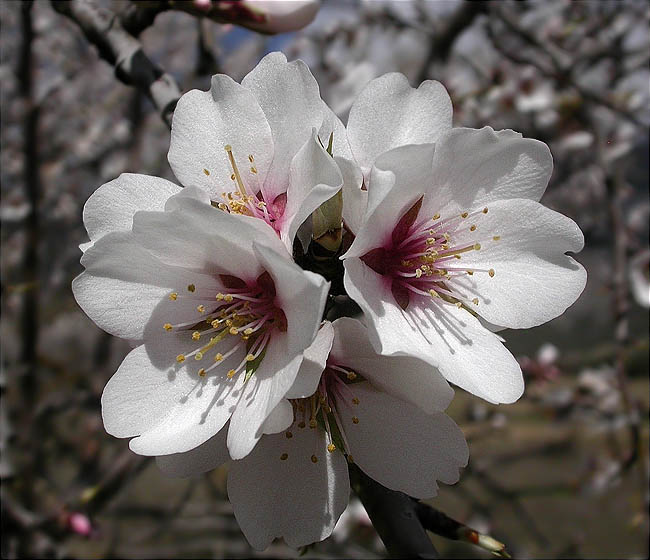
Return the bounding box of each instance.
[73,53,586,549]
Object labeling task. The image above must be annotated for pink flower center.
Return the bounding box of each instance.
[211,145,286,234]
[163,271,287,381]
[361,196,498,310]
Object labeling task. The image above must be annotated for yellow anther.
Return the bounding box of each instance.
[216,293,224,301]
[352,397,360,405]
[163,323,173,331]
[229,327,239,335]
[352,416,359,424]
[227,369,236,379]
[327,443,336,453]
[211,319,221,328]
[280,453,288,461]
[230,173,236,181]
[203,168,210,176]
[192,331,201,340]
[285,431,293,439]
[309,419,317,429]
[245,353,255,362]
[455,302,462,308]
[225,319,233,327]
[214,353,223,362]
[197,305,205,313]
[250,166,257,174]
[489,268,495,277]
[472,298,479,305]
[461,212,469,218]
[433,213,440,220]
[169,292,178,301]
[473,243,481,250]
[415,269,423,278]
[187,284,196,292]
[443,232,451,241]
[224,294,233,302]
[194,352,203,361]
[454,255,461,259]
[470,225,477,231]
[176,354,186,363]
[482,207,489,214]
[467,270,474,276]
[347,371,357,381]
[198,368,206,377]
[248,154,254,162]
[218,202,228,211]
[243,328,254,336]
[493,235,501,241]
[311,455,318,464]
[426,238,436,245]
[429,289,439,298]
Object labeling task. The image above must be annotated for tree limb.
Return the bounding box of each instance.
[50,0,181,127]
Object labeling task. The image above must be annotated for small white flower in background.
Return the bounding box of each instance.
[73,183,329,460]
[339,75,587,404]
[157,318,468,549]
[168,51,348,252]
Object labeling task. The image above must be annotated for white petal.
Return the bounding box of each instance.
[156,428,230,478]
[102,331,246,447]
[450,198,586,329]
[420,127,553,218]
[343,144,436,259]
[73,231,219,340]
[344,258,524,404]
[227,334,303,460]
[347,73,451,177]
[242,52,337,201]
[131,194,288,277]
[338,156,366,236]
[281,130,343,251]
[337,382,468,498]
[228,424,349,550]
[262,399,294,435]
[82,173,180,248]
[330,318,453,414]
[286,321,335,399]
[168,74,273,199]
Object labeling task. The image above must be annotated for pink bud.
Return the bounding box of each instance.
[69,512,92,537]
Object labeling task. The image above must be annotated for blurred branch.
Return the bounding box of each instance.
[486,4,645,128]
[50,0,182,128]
[349,464,438,558]
[416,0,487,83]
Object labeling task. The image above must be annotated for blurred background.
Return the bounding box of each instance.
[1,0,648,558]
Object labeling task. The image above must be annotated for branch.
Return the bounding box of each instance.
[414,501,510,558]
[50,0,181,127]
[349,464,438,558]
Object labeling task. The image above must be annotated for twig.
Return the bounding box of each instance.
[349,464,438,558]
[50,0,181,127]
[416,1,487,83]
[414,501,510,558]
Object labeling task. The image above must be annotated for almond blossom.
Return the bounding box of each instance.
[73,182,329,460]
[168,51,348,252]
[342,126,587,404]
[157,319,468,549]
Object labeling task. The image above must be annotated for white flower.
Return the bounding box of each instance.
[342,112,587,403]
[73,181,329,460]
[168,52,348,252]
[157,318,468,549]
